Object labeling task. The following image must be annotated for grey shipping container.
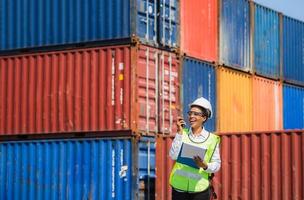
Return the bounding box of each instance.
[0,0,179,51]
[0,135,156,200]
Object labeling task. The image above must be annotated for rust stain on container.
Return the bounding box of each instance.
[180,0,218,62]
[253,76,282,131]
[0,45,180,135]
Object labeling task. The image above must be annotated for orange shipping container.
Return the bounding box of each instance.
[217,67,252,132]
[253,76,283,131]
[180,0,218,62]
[0,45,180,135]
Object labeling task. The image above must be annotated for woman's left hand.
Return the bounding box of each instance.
[193,156,208,170]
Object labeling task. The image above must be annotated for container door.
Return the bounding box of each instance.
[159,0,179,47]
[137,0,158,45]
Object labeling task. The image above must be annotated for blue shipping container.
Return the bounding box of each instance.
[159,0,179,47]
[283,84,304,129]
[283,16,304,85]
[182,58,216,132]
[220,0,250,71]
[0,0,179,51]
[138,137,155,200]
[253,3,280,79]
[0,136,156,200]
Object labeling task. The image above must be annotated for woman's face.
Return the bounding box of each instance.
[187,106,206,129]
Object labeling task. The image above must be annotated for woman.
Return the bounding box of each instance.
[169,97,221,200]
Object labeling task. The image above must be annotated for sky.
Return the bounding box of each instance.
[254,0,304,21]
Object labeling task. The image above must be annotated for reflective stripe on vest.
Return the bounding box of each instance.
[174,169,202,180]
[169,129,220,192]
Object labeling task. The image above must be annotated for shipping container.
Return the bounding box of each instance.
[156,131,304,200]
[219,0,250,70]
[182,58,216,132]
[159,0,180,47]
[0,0,179,51]
[252,3,280,79]
[155,136,174,200]
[0,44,180,135]
[138,137,156,200]
[214,131,304,200]
[283,16,304,85]
[0,135,156,200]
[253,76,282,131]
[217,67,252,132]
[180,0,218,62]
[283,84,304,129]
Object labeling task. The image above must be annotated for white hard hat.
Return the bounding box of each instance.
[190,97,213,118]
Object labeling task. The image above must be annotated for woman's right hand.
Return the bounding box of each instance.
[177,116,186,134]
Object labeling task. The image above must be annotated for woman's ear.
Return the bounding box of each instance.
[202,115,207,123]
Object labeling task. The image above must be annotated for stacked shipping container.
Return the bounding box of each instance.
[177,0,304,199]
[1,0,304,199]
[253,76,283,131]
[181,58,216,132]
[283,16,304,85]
[220,0,251,71]
[0,0,180,199]
[180,0,218,62]
[0,0,179,51]
[0,135,158,200]
[179,0,304,132]
[252,2,280,79]
[0,45,180,135]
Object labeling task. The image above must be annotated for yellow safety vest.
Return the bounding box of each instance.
[169,129,220,192]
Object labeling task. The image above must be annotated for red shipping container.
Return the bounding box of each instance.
[0,45,180,135]
[156,131,304,200]
[180,0,218,62]
[155,136,174,200]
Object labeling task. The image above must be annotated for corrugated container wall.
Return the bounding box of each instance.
[253,76,283,131]
[159,0,180,47]
[283,16,304,85]
[0,45,180,135]
[155,136,174,200]
[252,3,280,79]
[217,67,252,132]
[0,0,179,51]
[0,136,157,200]
[220,0,250,71]
[214,131,304,200]
[155,131,304,200]
[182,58,216,132]
[137,137,156,200]
[0,137,134,200]
[283,84,304,129]
[180,0,217,62]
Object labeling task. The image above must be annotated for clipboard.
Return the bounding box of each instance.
[176,143,207,169]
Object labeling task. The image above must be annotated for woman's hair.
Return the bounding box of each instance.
[201,107,211,118]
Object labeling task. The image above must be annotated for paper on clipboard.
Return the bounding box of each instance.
[180,143,206,159]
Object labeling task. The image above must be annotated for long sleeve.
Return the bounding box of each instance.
[204,143,221,173]
[169,134,183,160]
